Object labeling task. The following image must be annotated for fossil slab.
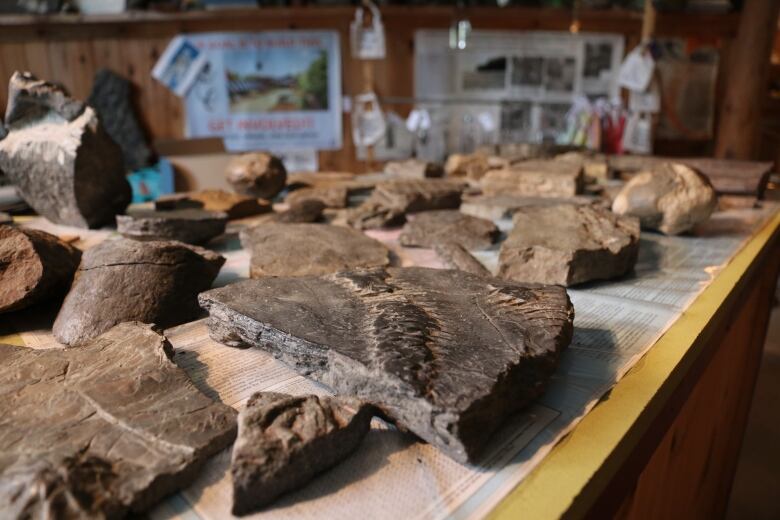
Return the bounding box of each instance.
[0,226,82,313]
[0,72,131,228]
[200,267,574,463]
[241,223,390,277]
[53,238,224,346]
[384,159,444,179]
[434,242,491,277]
[226,153,287,199]
[156,190,271,219]
[499,204,640,286]
[0,322,237,518]
[347,179,465,229]
[117,208,228,244]
[460,194,596,221]
[612,162,717,235]
[285,185,348,209]
[400,210,498,250]
[481,160,584,198]
[232,392,373,515]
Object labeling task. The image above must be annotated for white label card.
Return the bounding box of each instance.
[618,45,655,92]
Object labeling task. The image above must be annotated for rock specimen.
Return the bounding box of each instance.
[241,223,390,277]
[117,208,228,244]
[434,242,491,277]
[499,204,640,286]
[52,239,224,346]
[444,152,506,181]
[231,392,373,515]
[347,179,465,229]
[481,160,584,198]
[200,267,574,463]
[88,68,154,171]
[0,322,237,518]
[460,194,595,221]
[555,151,611,181]
[285,185,348,209]
[611,162,717,235]
[0,72,131,228]
[0,226,82,313]
[226,152,287,199]
[155,189,271,219]
[399,210,498,250]
[384,159,444,179]
[273,199,326,223]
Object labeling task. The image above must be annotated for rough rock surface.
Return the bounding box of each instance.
[53,239,224,346]
[384,159,444,179]
[285,185,348,209]
[481,160,584,198]
[444,152,506,181]
[226,153,287,199]
[0,322,237,518]
[273,199,326,223]
[0,226,82,313]
[0,72,131,228]
[88,68,154,171]
[434,242,491,277]
[156,190,271,219]
[611,162,717,235]
[460,194,596,221]
[347,179,465,229]
[400,210,498,250]
[200,267,574,463]
[117,208,228,244]
[499,204,640,286]
[231,392,373,515]
[241,223,390,277]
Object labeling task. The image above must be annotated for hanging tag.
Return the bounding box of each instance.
[618,44,655,92]
[622,112,653,154]
[628,79,661,114]
[352,92,387,147]
[350,2,386,60]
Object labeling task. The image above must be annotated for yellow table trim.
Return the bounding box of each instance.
[489,210,780,520]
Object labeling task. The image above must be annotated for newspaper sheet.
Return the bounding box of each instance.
[7,204,777,519]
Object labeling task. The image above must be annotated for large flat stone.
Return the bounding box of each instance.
[240,223,390,277]
[0,226,82,313]
[231,392,373,515]
[0,322,237,518]
[0,72,131,228]
[199,267,574,463]
[399,210,498,250]
[499,204,640,286]
[460,194,596,221]
[117,208,228,244]
[53,238,224,346]
[480,160,584,198]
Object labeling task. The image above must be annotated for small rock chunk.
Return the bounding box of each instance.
[226,153,287,199]
[117,208,228,244]
[400,210,498,250]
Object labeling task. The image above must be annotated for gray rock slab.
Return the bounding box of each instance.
[400,210,498,250]
[117,208,228,244]
[480,160,584,198]
[460,194,597,221]
[0,322,237,518]
[273,199,326,223]
[199,267,574,463]
[434,242,492,277]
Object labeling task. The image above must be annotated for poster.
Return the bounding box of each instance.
[184,31,342,152]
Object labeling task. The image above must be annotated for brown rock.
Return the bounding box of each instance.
[52,238,224,346]
[347,179,465,229]
[555,151,611,181]
[240,223,390,277]
[481,160,584,198]
[0,322,237,518]
[499,204,640,286]
[611,162,717,235]
[0,72,131,228]
[0,226,82,313]
[231,393,373,515]
[460,194,596,221]
[400,210,498,250]
[226,153,287,199]
[156,190,271,219]
[434,242,491,277]
[273,199,326,223]
[117,208,228,245]
[384,159,444,179]
[444,152,506,181]
[285,185,348,209]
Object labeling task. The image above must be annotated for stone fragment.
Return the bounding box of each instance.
[384,159,444,179]
[0,226,82,313]
[611,162,717,235]
[444,152,506,181]
[347,179,465,229]
[200,267,574,463]
[231,392,373,515]
[499,204,640,286]
[52,238,224,346]
[273,199,326,223]
[88,69,154,171]
[400,210,498,250]
[460,194,596,221]
[156,190,271,219]
[481,160,584,198]
[116,208,228,244]
[0,322,237,518]
[226,153,287,199]
[0,72,131,228]
[285,185,348,209]
[240,223,390,277]
[555,151,611,181]
[434,242,491,277]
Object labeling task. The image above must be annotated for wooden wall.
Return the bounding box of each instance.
[0,7,740,172]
